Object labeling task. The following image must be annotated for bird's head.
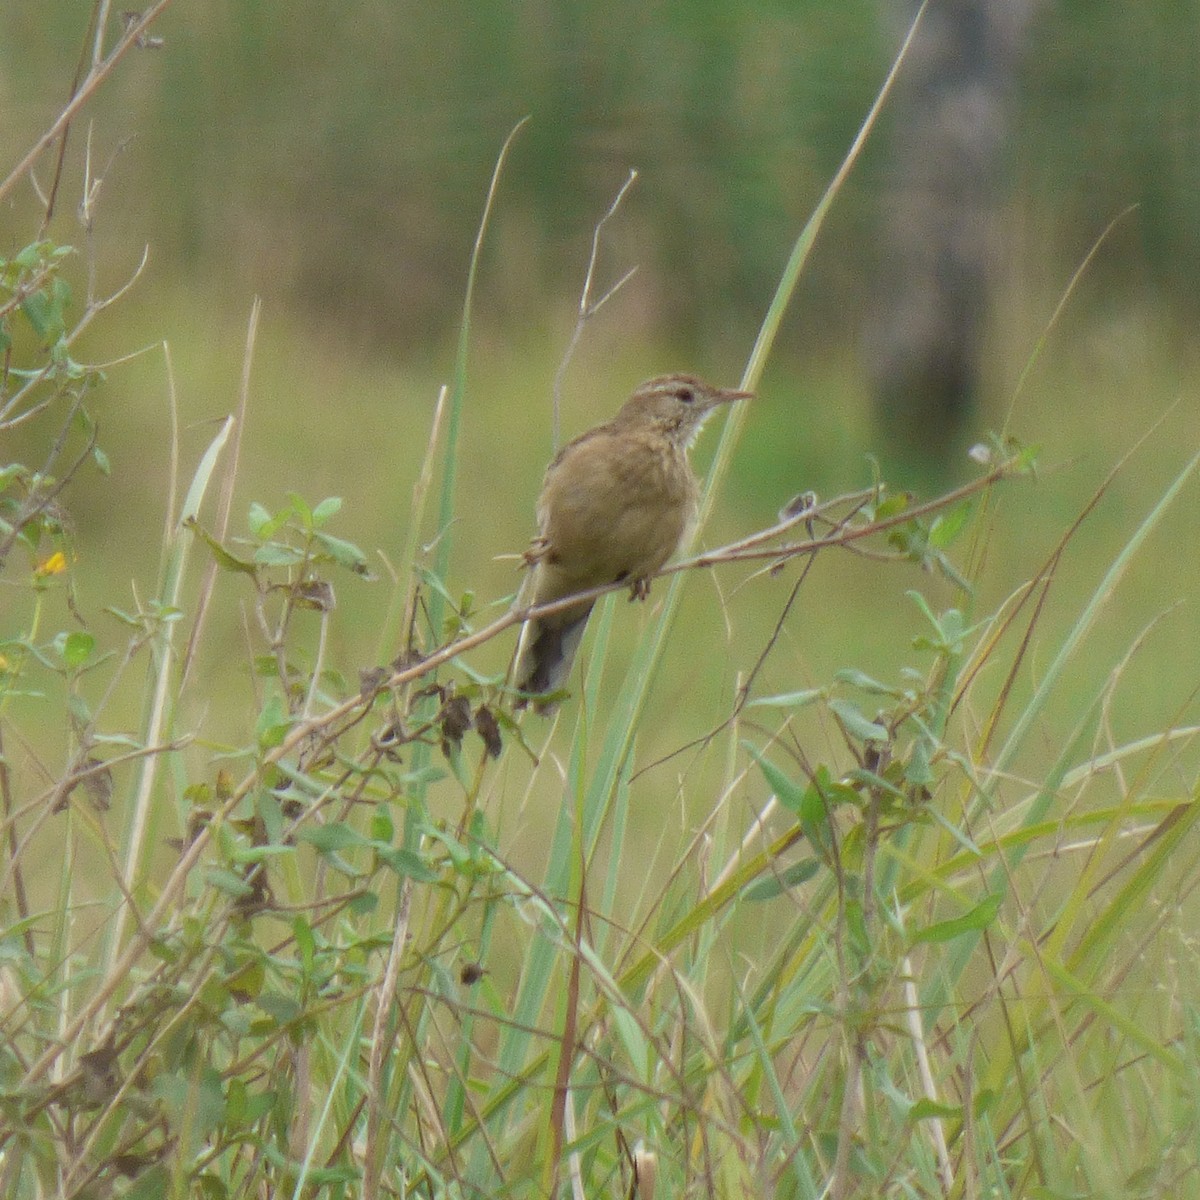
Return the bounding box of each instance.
[617,373,753,447]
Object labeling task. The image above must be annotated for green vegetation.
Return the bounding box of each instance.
[4,8,1200,1200]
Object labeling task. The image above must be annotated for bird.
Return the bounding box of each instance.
[512,372,752,713]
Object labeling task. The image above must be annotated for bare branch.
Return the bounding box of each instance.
[551,169,639,450]
[0,0,176,206]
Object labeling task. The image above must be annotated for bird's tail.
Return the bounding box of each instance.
[512,601,594,714]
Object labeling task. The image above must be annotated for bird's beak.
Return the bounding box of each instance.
[717,387,754,405]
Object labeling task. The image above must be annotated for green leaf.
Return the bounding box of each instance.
[799,766,857,854]
[874,492,910,520]
[287,491,314,527]
[742,858,820,901]
[311,496,343,526]
[255,789,284,844]
[911,892,1004,945]
[294,915,315,974]
[184,516,259,575]
[205,868,255,898]
[929,500,973,548]
[257,991,301,1023]
[254,542,305,567]
[745,688,823,710]
[909,1097,964,1121]
[124,1166,172,1200]
[374,843,439,881]
[370,806,394,842]
[229,843,293,865]
[905,738,934,788]
[610,1004,651,1083]
[313,529,371,575]
[415,564,459,608]
[247,501,274,537]
[21,286,67,343]
[298,822,364,853]
[61,630,95,668]
[14,242,42,270]
[744,742,806,813]
[828,698,888,743]
[833,668,899,696]
[255,694,292,749]
[845,893,870,961]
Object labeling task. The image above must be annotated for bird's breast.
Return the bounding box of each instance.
[537,432,696,591]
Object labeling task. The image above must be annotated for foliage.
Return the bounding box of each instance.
[4,1,1200,353]
[3,8,1200,1200]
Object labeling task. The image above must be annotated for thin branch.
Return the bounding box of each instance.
[551,169,639,451]
[0,1,176,206]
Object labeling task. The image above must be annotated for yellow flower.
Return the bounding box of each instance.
[35,550,68,577]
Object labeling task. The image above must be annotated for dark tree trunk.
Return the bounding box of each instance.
[867,0,1033,466]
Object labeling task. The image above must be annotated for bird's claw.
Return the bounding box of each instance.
[629,577,651,602]
[523,537,551,569]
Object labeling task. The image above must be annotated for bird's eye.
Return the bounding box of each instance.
[676,387,694,403]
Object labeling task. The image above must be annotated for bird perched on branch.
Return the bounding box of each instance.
[513,373,752,713]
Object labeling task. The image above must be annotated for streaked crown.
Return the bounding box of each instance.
[616,373,753,447]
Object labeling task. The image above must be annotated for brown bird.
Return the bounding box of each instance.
[513,373,753,712]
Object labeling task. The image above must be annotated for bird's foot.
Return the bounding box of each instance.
[522,537,551,569]
[628,577,651,602]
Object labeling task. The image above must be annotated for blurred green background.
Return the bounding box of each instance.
[4,1,1200,765]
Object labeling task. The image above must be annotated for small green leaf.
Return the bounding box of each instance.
[833,668,899,696]
[298,823,364,853]
[374,843,439,881]
[929,501,972,548]
[911,892,1003,945]
[828,699,888,743]
[205,867,254,898]
[845,893,870,959]
[294,915,315,974]
[800,766,855,854]
[287,491,314,527]
[311,496,343,526]
[610,1005,651,1082]
[257,991,301,1023]
[61,630,95,668]
[184,517,259,575]
[247,501,274,537]
[905,738,934,788]
[909,1097,963,1121]
[1013,443,1041,472]
[14,242,42,270]
[255,694,292,749]
[21,289,64,342]
[875,492,910,520]
[255,789,284,844]
[370,806,394,843]
[254,542,305,567]
[124,1166,172,1200]
[745,688,823,710]
[313,529,371,575]
[744,743,806,813]
[742,858,820,901]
